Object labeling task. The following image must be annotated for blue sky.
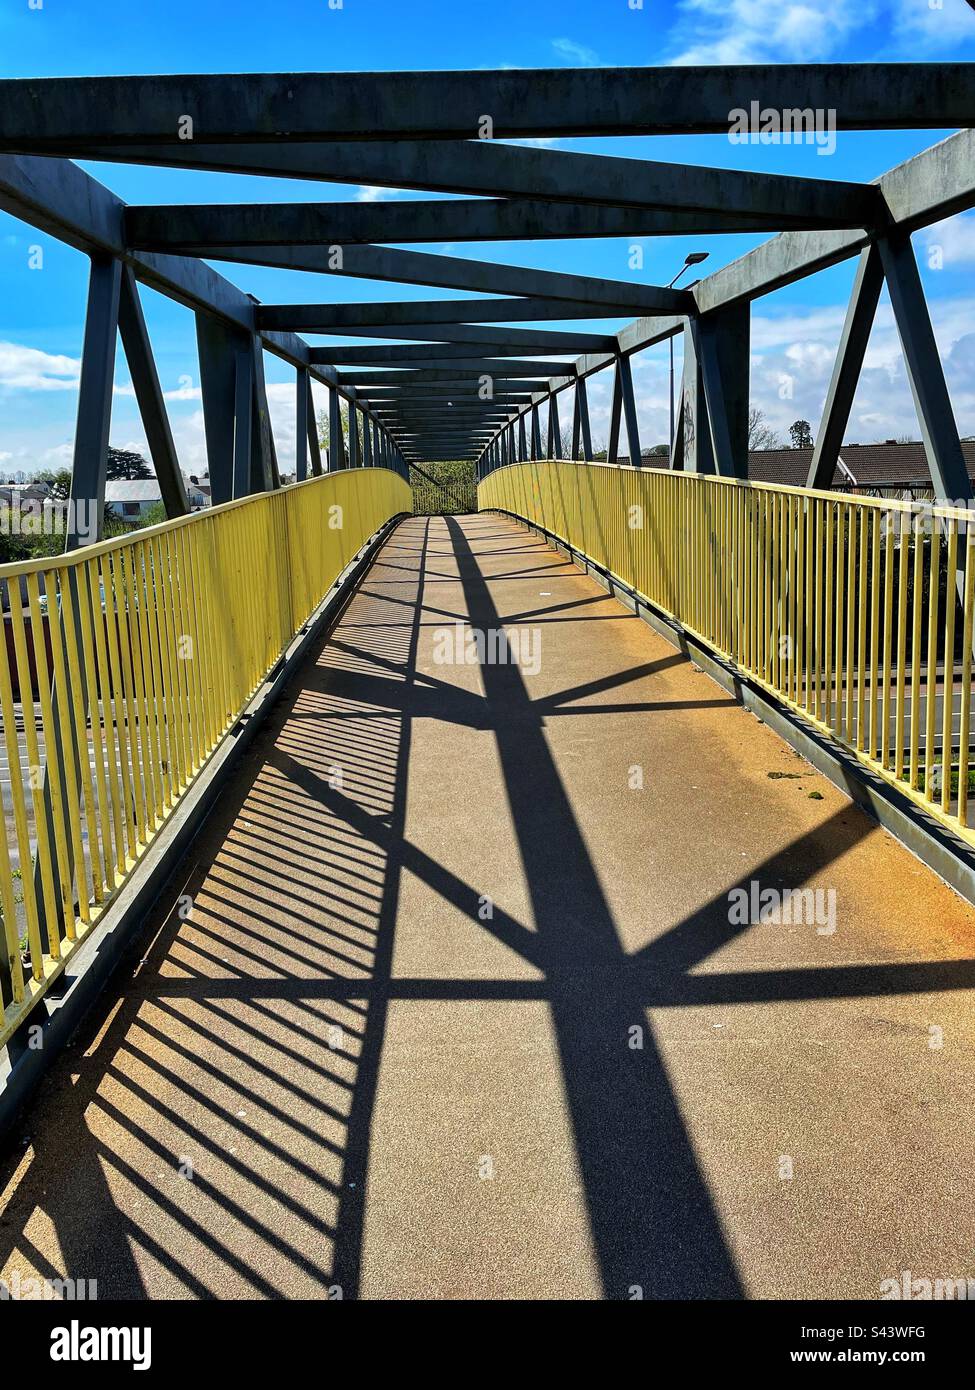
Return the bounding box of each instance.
[1,0,975,477]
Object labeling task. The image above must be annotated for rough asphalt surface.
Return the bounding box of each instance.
[1,513,974,1300]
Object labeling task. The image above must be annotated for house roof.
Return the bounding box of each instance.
[620,440,975,491]
[747,440,975,490]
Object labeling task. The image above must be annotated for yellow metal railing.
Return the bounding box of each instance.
[0,467,410,1044]
[480,459,975,847]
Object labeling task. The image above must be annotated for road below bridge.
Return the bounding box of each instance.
[1,512,974,1299]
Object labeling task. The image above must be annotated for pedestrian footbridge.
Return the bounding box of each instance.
[1,478,974,1299]
[1,62,974,1300]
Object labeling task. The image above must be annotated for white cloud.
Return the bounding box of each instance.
[668,0,878,65]
[749,295,975,445]
[551,37,599,65]
[356,186,391,202]
[922,213,975,268]
[0,341,79,392]
[892,0,975,53]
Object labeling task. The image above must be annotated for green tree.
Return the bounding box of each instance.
[789,419,814,450]
[749,408,781,451]
[32,467,73,499]
[316,403,351,460]
[106,446,152,480]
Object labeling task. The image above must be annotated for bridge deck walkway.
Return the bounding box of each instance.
[1,512,974,1299]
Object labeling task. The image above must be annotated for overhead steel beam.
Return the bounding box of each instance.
[337,361,570,377]
[7,66,971,142]
[337,373,554,387]
[197,242,691,313]
[306,322,617,352]
[0,151,377,417]
[373,407,515,416]
[124,141,876,235]
[342,375,549,385]
[359,391,534,402]
[106,139,873,221]
[257,299,634,329]
[22,130,879,222]
[694,130,975,317]
[309,344,580,366]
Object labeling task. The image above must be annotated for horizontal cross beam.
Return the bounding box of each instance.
[256,298,634,328]
[4,66,970,142]
[183,241,691,312]
[164,196,782,244]
[310,344,578,367]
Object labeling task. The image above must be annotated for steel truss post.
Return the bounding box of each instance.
[232,348,254,498]
[618,355,641,464]
[878,231,972,503]
[548,391,563,458]
[347,396,360,467]
[607,361,623,464]
[69,253,122,545]
[117,266,189,517]
[571,377,593,461]
[197,314,250,503]
[687,303,750,478]
[327,383,345,470]
[518,413,528,461]
[250,339,279,491]
[806,244,884,490]
[294,365,310,481]
[307,377,323,476]
[670,381,686,471]
[530,403,542,459]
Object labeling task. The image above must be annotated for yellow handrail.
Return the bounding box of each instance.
[480,459,975,850]
[0,468,410,1044]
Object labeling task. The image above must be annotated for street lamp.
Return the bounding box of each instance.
[669,251,709,460]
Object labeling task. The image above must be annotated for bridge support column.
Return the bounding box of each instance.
[806,245,884,491]
[607,359,623,464]
[327,384,345,470]
[362,410,373,466]
[686,303,750,478]
[294,366,317,481]
[518,412,528,461]
[118,266,189,518]
[548,391,563,458]
[307,378,323,476]
[879,232,971,503]
[571,377,593,461]
[530,403,542,459]
[69,253,122,543]
[347,397,360,467]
